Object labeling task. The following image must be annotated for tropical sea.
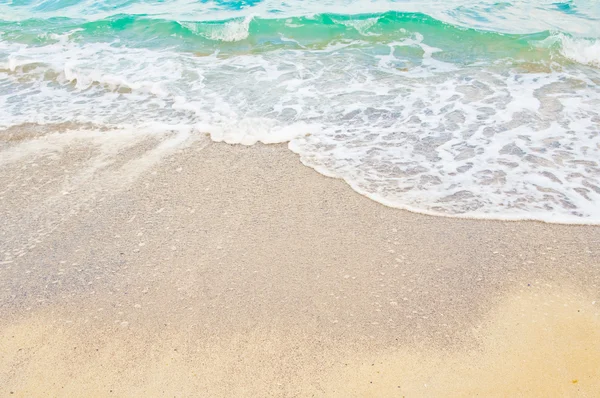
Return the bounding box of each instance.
[1,0,599,223]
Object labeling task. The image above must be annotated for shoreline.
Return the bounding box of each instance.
[1,131,599,396]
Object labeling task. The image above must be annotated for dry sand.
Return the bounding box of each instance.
[1,126,599,397]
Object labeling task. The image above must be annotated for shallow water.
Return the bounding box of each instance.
[1,0,600,222]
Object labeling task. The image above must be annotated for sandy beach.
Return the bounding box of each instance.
[1,126,599,397]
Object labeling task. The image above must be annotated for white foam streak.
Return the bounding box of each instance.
[207,120,317,145]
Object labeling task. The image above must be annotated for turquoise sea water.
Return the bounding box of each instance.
[1,0,600,222]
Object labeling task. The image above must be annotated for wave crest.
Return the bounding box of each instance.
[181,15,255,42]
[558,34,600,68]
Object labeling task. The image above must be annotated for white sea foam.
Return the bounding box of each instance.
[535,33,600,68]
[38,29,84,45]
[186,14,256,42]
[1,29,600,223]
[559,35,600,68]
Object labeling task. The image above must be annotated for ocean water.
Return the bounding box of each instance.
[1,1,599,223]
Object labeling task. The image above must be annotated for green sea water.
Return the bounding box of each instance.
[0,11,590,62]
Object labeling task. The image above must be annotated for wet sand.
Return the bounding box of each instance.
[1,127,599,396]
